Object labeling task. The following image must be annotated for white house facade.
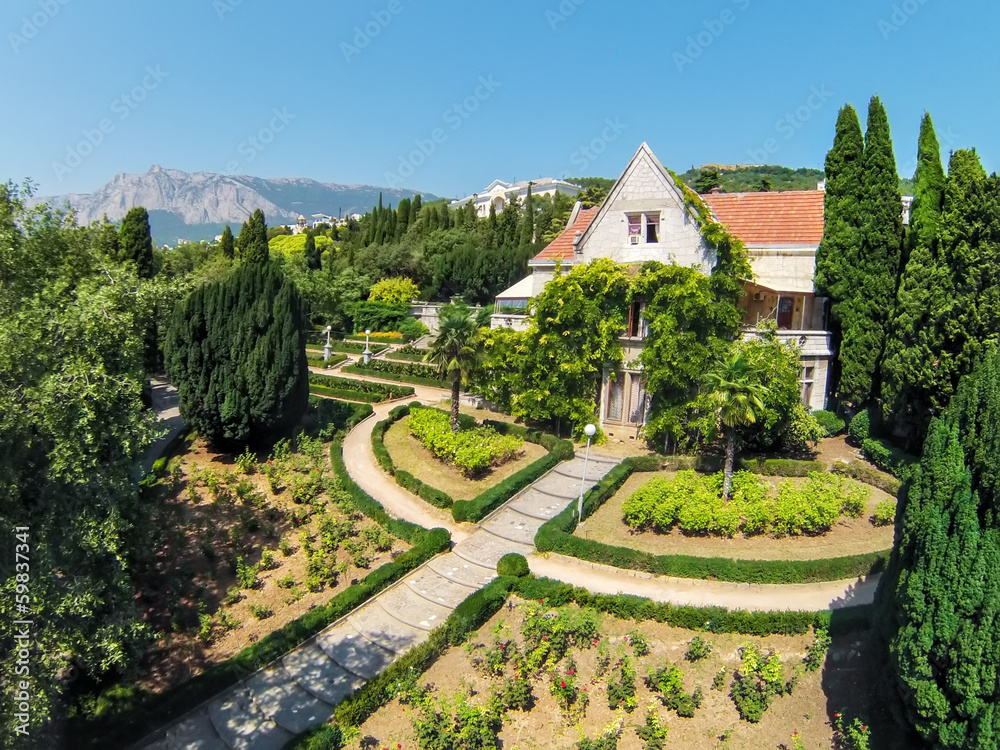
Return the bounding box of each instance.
[451,178,582,218]
[491,142,834,437]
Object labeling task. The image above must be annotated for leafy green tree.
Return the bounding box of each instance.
[119,206,154,278]
[368,276,420,304]
[164,261,309,447]
[880,113,948,439]
[694,167,722,194]
[838,96,903,405]
[0,184,160,737]
[219,224,235,260]
[520,182,535,246]
[237,208,269,264]
[701,347,770,499]
[304,231,321,271]
[426,302,483,433]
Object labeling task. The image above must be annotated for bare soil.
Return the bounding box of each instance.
[579,472,895,561]
[133,436,408,694]
[347,599,905,750]
[382,417,547,500]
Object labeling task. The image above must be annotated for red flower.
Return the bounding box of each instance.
[834,712,841,718]
[561,680,566,688]
[398,745,402,749]
[583,687,587,692]
[862,726,868,732]
[499,644,504,649]
[568,669,575,675]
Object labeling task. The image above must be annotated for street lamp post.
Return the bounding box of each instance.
[323,326,332,363]
[576,423,598,527]
[363,329,372,365]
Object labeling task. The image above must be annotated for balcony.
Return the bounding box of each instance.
[490,313,530,332]
[740,327,833,357]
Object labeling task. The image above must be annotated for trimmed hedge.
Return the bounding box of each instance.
[830,460,901,496]
[308,372,415,402]
[862,437,917,479]
[662,455,825,477]
[371,403,457,510]
[307,341,388,355]
[497,553,530,578]
[534,458,890,585]
[306,353,348,369]
[343,363,448,388]
[813,409,846,437]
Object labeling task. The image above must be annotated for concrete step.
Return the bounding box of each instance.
[404,566,479,608]
[507,488,573,521]
[530,473,592,500]
[315,621,396,680]
[453,530,534,568]
[377,582,454,631]
[207,687,294,750]
[553,461,619,483]
[282,641,365,705]
[246,664,335,735]
[481,507,543,546]
[159,708,229,750]
[427,552,497,588]
[349,600,431,654]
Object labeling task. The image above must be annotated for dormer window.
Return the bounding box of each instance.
[626,213,661,245]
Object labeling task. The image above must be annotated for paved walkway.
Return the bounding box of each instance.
[140,378,185,476]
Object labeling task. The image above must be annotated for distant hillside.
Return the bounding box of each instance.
[679,165,825,194]
[39,166,441,245]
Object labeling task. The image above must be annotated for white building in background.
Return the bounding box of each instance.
[493,142,835,438]
[450,177,583,217]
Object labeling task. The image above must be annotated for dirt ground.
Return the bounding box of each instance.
[579,472,895,561]
[382,417,548,500]
[347,598,903,750]
[134,436,408,694]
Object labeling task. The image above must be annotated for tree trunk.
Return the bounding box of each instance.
[723,428,736,501]
[451,377,461,434]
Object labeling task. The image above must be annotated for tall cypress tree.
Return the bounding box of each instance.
[304,231,321,271]
[411,194,422,226]
[881,114,948,439]
[838,96,903,406]
[396,197,411,240]
[119,206,154,278]
[219,224,235,260]
[164,261,309,447]
[238,209,269,264]
[815,105,865,401]
[520,182,535,246]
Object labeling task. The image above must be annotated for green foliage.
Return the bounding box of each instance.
[712,668,729,692]
[626,630,650,657]
[871,500,896,527]
[621,470,870,538]
[730,643,791,723]
[803,627,831,672]
[608,655,638,712]
[813,409,846,436]
[833,713,872,750]
[119,206,155,278]
[308,372,414,402]
[426,301,484,431]
[537,458,889,584]
[351,300,412,334]
[218,224,235,260]
[684,635,713,662]
[164,260,309,447]
[496,553,530,578]
[679,164,825,194]
[368,276,420,303]
[237,208,270,264]
[848,409,871,446]
[830,459,901,495]
[408,407,523,477]
[342,361,447,387]
[635,705,669,750]
[646,662,702,717]
[284,724,344,750]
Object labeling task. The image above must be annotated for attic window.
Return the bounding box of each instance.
[627,214,641,237]
[646,213,660,243]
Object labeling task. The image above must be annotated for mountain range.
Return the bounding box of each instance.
[40,166,442,244]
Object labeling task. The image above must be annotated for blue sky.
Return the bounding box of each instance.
[1,0,994,198]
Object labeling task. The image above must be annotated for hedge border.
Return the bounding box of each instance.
[830,460,902,496]
[75,403,447,750]
[534,457,891,585]
[343,363,448,388]
[289,574,871,745]
[307,342,389,356]
[308,372,415,403]
[369,404,576,523]
[306,353,349,370]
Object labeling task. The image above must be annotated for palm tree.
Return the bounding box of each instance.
[703,347,770,500]
[426,302,483,434]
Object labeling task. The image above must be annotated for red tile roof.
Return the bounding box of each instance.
[532,206,601,262]
[702,190,825,246]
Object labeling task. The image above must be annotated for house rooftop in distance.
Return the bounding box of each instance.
[701,190,825,247]
[451,177,582,217]
[531,205,601,262]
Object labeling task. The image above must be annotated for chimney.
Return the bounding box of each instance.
[710,187,723,194]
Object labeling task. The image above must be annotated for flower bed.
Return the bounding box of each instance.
[308,372,415,403]
[622,470,870,538]
[383,344,431,363]
[408,406,524,477]
[305,353,348,369]
[307,341,389,355]
[342,362,448,388]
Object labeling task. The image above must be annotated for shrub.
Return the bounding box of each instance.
[813,409,846,437]
[830,460,901,495]
[730,644,790,723]
[343,360,447,387]
[496,553,530,578]
[645,662,701,718]
[248,604,273,620]
[626,630,650,657]
[635,706,668,750]
[861,438,893,472]
[607,656,638,712]
[308,372,414,402]
[872,500,896,527]
[848,410,871,446]
[284,724,344,750]
[803,628,831,672]
[684,635,712,662]
[408,407,524,477]
[712,668,729,691]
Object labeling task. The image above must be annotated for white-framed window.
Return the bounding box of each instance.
[626,213,661,244]
[646,213,660,243]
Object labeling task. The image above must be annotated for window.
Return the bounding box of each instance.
[627,214,641,242]
[646,213,660,243]
[800,366,815,406]
[777,297,795,329]
[628,376,646,425]
[607,376,624,422]
[626,300,645,338]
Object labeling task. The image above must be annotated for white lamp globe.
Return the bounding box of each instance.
[365,329,371,336]
[584,424,597,438]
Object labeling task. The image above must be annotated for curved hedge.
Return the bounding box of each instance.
[830,460,901,496]
[534,457,890,585]
[309,372,415,403]
[343,363,448,388]
[370,406,575,523]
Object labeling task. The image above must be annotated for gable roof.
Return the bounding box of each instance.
[702,190,825,246]
[531,206,600,262]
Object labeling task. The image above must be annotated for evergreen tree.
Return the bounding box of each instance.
[237,209,269,264]
[396,197,411,240]
[119,206,154,278]
[411,194,422,225]
[694,167,721,194]
[838,97,903,405]
[520,182,535,245]
[304,231,321,271]
[878,348,1000,749]
[219,224,235,260]
[880,114,948,439]
[164,261,309,447]
[488,200,498,239]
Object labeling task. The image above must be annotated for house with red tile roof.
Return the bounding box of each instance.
[491,143,834,436]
